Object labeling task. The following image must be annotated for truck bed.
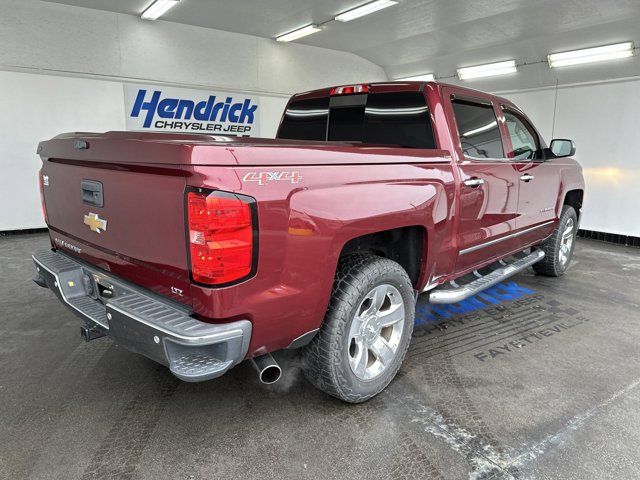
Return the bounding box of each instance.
[40,131,451,166]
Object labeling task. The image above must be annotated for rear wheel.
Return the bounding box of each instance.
[303,255,415,403]
[533,205,578,276]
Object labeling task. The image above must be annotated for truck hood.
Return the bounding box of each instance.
[38,131,449,166]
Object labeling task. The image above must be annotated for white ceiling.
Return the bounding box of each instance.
[43,0,640,90]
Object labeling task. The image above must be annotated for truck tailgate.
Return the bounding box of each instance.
[40,159,192,305]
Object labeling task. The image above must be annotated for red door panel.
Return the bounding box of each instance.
[441,86,525,274]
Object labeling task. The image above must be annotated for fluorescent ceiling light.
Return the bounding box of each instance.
[396,73,435,82]
[457,60,517,80]
[548,42,634,68]
[276,25,322,42]
[141,0,179,20]
[335,0,398,22]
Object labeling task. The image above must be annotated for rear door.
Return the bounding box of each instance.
[442,87,524,273]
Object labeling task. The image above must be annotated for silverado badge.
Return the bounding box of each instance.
[84,212,107,234]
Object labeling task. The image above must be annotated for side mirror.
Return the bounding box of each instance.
[549,139,576,158]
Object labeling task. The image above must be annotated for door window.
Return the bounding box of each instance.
[503,109,541,160]
[451,99,504,159]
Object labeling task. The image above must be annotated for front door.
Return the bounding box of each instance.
[442,88,524,274]
[501,106,559,245]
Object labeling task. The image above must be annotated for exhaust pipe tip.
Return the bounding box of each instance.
[251,353,282,384]
[259,364,282,385]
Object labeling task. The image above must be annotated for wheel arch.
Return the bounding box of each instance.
[563,189,584,220]
[338,225,428,287]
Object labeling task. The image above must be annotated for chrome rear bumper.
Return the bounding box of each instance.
[33,249,251,382]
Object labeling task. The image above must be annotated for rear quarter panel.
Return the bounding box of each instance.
[186,154,456,356]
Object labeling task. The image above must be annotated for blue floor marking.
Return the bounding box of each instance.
[415,281,535,326]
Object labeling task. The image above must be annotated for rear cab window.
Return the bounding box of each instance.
[278,91,436,149]
[277,97,329,141]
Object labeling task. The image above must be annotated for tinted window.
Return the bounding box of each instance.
[503,110,540,160]
[278,97,329,141]
[452,99,504,159]
[278,92,436,149]
[328,105,365,141]
[363,92,436,148]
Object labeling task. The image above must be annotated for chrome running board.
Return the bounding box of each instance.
[428,250,545,304]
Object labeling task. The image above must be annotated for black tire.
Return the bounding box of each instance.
[533,205,578,277]
[303,254,415,403]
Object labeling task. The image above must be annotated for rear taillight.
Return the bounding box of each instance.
[187,190,256,285]
[330,84,370,96]
[38,169,48,225]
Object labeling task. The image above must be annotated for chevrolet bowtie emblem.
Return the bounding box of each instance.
[84,212,107,234]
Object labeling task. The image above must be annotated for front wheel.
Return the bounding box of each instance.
[533,205,578,276]
[303,255,415,403]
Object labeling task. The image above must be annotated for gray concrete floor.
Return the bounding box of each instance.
[2,233,640,480]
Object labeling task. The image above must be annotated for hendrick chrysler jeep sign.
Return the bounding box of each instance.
[124,84,260,136]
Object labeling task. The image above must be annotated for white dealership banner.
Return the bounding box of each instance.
[124,83,260,136]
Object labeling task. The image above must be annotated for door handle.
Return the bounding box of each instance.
[463,177,485,187]
[81,180,104,207]
[519,174,535,182]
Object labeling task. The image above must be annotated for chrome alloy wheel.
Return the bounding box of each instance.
[559,217,575,266]
[347,284,405,381]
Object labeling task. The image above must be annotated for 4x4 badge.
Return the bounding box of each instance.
[242,171,301,186]
[84,212,107,234]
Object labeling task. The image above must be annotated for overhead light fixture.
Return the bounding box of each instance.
[457,60,517,80]
[335,0,398,22]
[276,25,322,42]
[141,0,179,20]
[396,73,435,82]
[548,42,634,68]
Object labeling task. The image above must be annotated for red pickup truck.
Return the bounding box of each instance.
[33,81,584,403]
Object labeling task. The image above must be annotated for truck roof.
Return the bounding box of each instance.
[291,81,515,109]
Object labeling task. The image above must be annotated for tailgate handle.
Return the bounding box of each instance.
[81,180,104,207]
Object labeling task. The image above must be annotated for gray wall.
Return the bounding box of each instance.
[497,77,640,237]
